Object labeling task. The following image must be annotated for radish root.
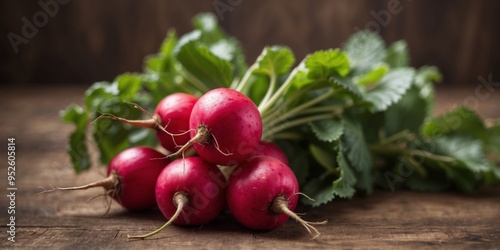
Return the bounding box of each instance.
[56,171,119,192]
[36,171,120,198]
[93,101,165,134]
[271,196,327,239]
[93,112,158,129]
[128,192,189,240]
[36,171,120,216]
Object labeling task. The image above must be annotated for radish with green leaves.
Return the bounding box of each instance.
[40,146,170,211]
[98,93,198,152]
[128,156,226,240]
[170,88,263,166]
[227,156,326,238]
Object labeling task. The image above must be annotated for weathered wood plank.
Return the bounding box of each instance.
[0,85,499,249]
[3,188,500,249]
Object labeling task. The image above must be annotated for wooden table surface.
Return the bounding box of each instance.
[1,84,499,249]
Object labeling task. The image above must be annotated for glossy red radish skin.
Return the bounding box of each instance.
[227,156,326,238]
[128,156,226,240]
[155,157,226,225]
[227,156,298,230]
[154,93,197,152]
[45,146,169,212]
[251,141,289,165]
[188,88,263,166]
[105,146,169,210]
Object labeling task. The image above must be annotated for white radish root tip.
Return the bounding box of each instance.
[35,171,120,216]
[127,192,189,240]
[36,171,120,194]
[271,196,327,239]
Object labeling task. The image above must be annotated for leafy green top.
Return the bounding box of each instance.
[62,13,500,206]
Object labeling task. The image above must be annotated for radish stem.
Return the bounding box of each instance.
[234,64,257,92]
[128,192,189,240]
[262,89,335,130]
[263,113,335,140]
[167,125,211,159]
[258,73,277,110]
[258,65,301,114]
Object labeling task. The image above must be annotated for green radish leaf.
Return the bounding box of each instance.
[116,73,142,100]
[176,40,233,88]
[91,101,156,165]
[333,147,357,198]
[288,152,310,186]
[159,30,178,56]
[302,145,357,206]
[192,12,221,41]
[143,30,179,102]
[354,63,388,85]
[484,165,500,185]
[355,108,385,144]
[385,40,409,68]
[343,30,385,72]
[208,38,247,78]
[301,173,337,207]
[486,121,500,154]
[192,12,247,77]
[342,117,372,172]
[60,105,91,173]
[354,167,374,194]
[306,49,350,79]
[309,144,337,173]
[310,119,344,142]
[254,46,295,77]
[433,136,491,174]
[329,76,363,98]
[385,85,428,136]
[82,80,157,167]
[247,74,271,106]
[422,106,487,143]
[275,140,309,185]
[84,81,118,110]
[364,67,415,112]
[290,67,311,88]
[414,66,441,116]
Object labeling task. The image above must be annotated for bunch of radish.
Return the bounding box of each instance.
[48,87,326,239]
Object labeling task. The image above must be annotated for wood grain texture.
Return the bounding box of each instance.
[0,85,499,249]
[1,0,499,85]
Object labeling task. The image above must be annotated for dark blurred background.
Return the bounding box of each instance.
[1,0,499,86]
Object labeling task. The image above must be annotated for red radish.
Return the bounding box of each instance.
[153,93,198,152]
[252,141,289,165]
[40,146,169,211]
[170,88,263,166]
[227,156,326,238]
[97,93,197,152]
[128,156,226,240]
